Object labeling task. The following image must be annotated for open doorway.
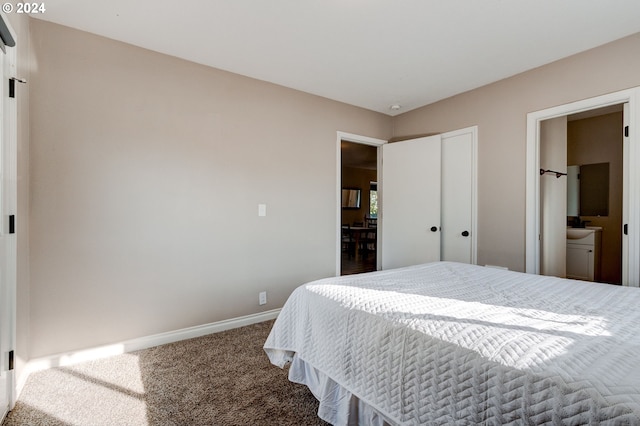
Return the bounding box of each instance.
[340,141,378,275]
[335,132,386,276]
[539,105,623,284]
[526,87,640,286]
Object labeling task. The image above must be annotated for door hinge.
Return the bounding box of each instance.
[624,224,628,235]
[8,350,14,371]
[8,77,26,98]
[625,126,629,138]
[9,214,14,234]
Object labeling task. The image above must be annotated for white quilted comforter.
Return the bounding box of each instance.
[264,262,640,425]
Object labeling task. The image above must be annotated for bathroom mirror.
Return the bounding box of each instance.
[567,162,609,217]
[342,188,361,209]
[567,165,580,216]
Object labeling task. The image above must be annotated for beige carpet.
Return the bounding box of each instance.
[3,321,328,425]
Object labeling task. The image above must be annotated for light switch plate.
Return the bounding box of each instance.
[258,204,267,217]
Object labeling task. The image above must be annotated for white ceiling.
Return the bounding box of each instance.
[32,0,640,116]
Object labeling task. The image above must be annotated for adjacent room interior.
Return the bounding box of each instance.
[340,141,378,275]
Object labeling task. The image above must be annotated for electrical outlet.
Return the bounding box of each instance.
[259,291,267,305]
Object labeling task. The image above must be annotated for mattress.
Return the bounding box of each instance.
[264,261,640,425]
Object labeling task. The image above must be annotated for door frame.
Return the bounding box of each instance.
[525,87,640,286]
[336,132,386,276]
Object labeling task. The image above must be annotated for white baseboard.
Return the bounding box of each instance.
[17,308,280,397]
[484,264,509,270]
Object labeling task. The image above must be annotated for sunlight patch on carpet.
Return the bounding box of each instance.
[19,353,149,425]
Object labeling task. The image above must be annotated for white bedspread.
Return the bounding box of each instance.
[264,262,640,425]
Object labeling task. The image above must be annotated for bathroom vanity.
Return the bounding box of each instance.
[566,226,602,282]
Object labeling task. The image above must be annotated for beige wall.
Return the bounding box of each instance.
[28,20,391,358]
[568,112,623,284]
[392,32,640,272]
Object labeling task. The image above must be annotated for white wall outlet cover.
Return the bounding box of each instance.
[258,204,267,217]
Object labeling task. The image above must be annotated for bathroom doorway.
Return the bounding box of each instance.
[526,87,640,286]
[540,105,623,284]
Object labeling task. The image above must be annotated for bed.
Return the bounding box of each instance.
[263,261,640,425]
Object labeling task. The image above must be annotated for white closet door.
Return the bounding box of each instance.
[622,102,630,285]
[381,135,441,269]
[441,129,475,264]
[0,42,7,417]
[0,36,16,420]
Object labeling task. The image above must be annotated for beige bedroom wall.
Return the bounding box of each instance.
[29,19,391,358]
[392,32,640,272]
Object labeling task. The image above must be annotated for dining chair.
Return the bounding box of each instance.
[341,225,355,258]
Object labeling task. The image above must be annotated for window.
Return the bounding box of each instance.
[369,182,378,218]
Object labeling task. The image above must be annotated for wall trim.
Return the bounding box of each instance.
[16,309,280,397]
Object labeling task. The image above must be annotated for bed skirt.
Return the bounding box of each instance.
[288,353,394,426]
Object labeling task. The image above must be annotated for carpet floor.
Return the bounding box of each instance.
[3,321,328,425]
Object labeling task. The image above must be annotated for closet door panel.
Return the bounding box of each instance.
[381,135,441,270]
[441,130,474,263]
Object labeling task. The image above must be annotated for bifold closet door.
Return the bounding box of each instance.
[441,130,474,264]
[381,135,441,270]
